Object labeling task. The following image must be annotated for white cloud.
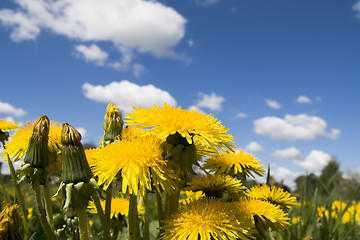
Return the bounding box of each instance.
[296,95,312,104]
[188,39,194,47]
[245,141,264,153]
[315,96,323,102]
[266,99,281,109]
[74,44,108,66]
[0,101,26,117]
[0,0,188,72]
[270,165,300,190]
[196,92,225,112]
[132,64,146,78]
[235,112,247,118]
[272,147,301,160]
[187,105,204,113]
[82,80,177,113]
[195,0,218,5]
[254,114,341,141]
[293,150,331,173]
[76,127,87,139]
[353,1,360,17]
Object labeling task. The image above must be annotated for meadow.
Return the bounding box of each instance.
[0,103,359,240]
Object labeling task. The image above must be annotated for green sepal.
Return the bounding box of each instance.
[61,145,93,184]
[16,162,48,185]
[24,133,49,169]
[56,177,99,210]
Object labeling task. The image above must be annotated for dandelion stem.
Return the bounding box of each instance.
[156,190,165,235]
[33,180,57,240]
[44,178,54,229]
[6,154,28,238]
[92,190,111,240]
[78,206,89,240]
[143,192,150,240]
[105,184,113,220]
[128,194,140,240]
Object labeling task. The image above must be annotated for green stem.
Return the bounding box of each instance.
[156,190,165,235]
[7,155,28,238]
[92,190,111,240]
[33,180,57,240]
[143,193,150,240]
[168,189,180,218]
[105,184,113,221]
[78,207,89,240]
[43,179,54,229]
[128,194,140,240]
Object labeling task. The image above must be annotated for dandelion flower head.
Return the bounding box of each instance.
[235,198,290,231]
[125,103,235,152]
[161,197,253,240]
[246,184,299,210]
[185,174,246,198]
[4,121,62,163]
[88,197,143,218]
[91,127,176,196]
[204,148,265,179]
[0,119,18,132]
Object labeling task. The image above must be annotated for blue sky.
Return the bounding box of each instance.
[1,0,360,189]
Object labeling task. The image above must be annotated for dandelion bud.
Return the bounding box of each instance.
[103,102,123,144]
[23,115,50,169]
[0,202,20,239]
[61,123,92,184]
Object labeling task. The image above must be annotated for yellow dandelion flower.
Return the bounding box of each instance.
[88,197,143,218]
[4,121,62,165]
[204,148,265,180]
[125,103,235,152]
[344,202,360,225]
[185,174,246,198]
[245,184,299,210]
[179,190,205,205]
[0,119,18,147]
[91,127,176,196]
[236,198,290,231]
[0,202,20,240]
[161,197,253,240]
[0,119,18,131]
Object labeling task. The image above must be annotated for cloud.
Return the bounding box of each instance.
[188,39,194,47]
[353,1,360,17]
[195,92,225,112]
[296,95,312,104]
[254,114,341,141]
[133,64,146,78]
[74,44,108,66]
[266,99,281,109]
[293,150,331,173]
[0,0,188,73]
[272,147,301,160]
[187,105,204,113]
[270,165,300,190]
[76,127,87,139]
[0,101,26,117]
[235,112,247,119]
[195,0,218,5]
[82,80,177,113]
[245,141,264,153]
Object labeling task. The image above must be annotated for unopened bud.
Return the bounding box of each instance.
[23,115,50,169]
[61,123,92,183]
[103,102,123,143]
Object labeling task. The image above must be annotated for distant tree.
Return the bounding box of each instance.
[294,173,318,195]
[318,158,342,196]
[83,142,97,149]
